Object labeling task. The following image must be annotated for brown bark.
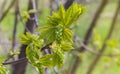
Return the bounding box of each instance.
[87,0,120,74]
[69,0,108,74]
[64,0,74,9]
[12,0,37,74]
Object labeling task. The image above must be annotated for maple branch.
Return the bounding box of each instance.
[2,58,27,65]
[72,42,120,57]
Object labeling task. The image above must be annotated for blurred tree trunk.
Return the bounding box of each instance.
[49,0,55,14]
[49,0,60,13]
[0,0,7,13]
[12,0,37,74]
[69,0,108,74]
[64,0,74,9]
[11,0,19,52]
[87,0,120,74]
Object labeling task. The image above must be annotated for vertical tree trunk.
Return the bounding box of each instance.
[12,0,19,52]
[12,0,37,74]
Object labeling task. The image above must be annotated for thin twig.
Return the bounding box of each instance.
[0,0,17,22]
[73,42,120,57]
[11,0,19,52]
[2,42,50,65]
[4,54,16,62]
[2,58,27,65]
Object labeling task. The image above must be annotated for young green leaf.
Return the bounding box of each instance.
[58,4,65,25]
[20,32,34,45]
[65,3,85,27]
[26,39,43,64]
[62,28,73,43]
[26,45,37,64]
[61,42,74,52]
[39,54,55,68]
[53,49,65,68]
[50,42,65,68]
[39,25,56,44]
[34,63,44,74]
[21,11,30,22]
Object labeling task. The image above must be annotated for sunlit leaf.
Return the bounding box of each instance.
[34,63,44,74]
[62,28,73,43]
[61,42,74,52]
[53,49,65,68]
[39,54,55,68]
[65,3,85,27]
[39,25,56,44]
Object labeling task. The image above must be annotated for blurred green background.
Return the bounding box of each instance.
[0,0,120,74]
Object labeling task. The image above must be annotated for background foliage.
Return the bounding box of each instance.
[0,0,120,74]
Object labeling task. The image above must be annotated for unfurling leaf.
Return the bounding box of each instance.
[50,42,65,68]
[61,42,74,52]
[39,54,55,68]
[34,63,44,74]
[65,3,85,27]
[58,4,65,24]
[39,3,85,45]
[26,39,43,64]
[20,3,86,74]
[62,28,73,43]
[53,49,65,68]
[20,32,34,45]
[21,11,30,22]
[39,25,56,44]
[26,45,37,64]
